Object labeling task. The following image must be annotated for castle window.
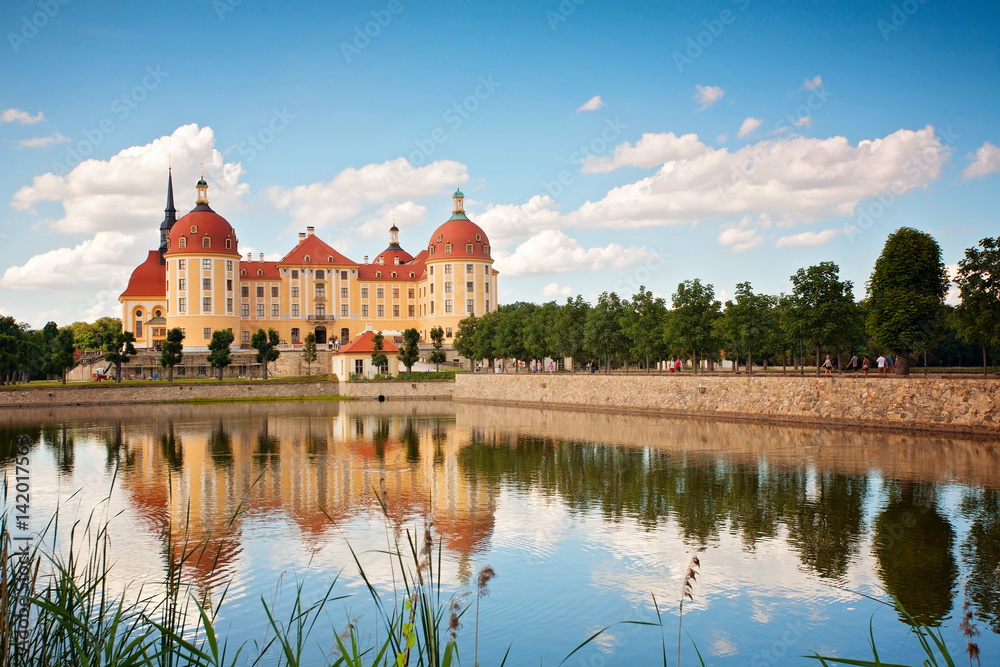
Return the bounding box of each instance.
[341,304,348,317]
[436,234,442,243]
[408,305,414,317]
[191,225,198,234]
[466,243,473,253]
[328,256,334,262]
[430,301,435,314]
[341,270,348,280]
[257,304,264,317]
[429,246,435,256]
[377,305,384,317]
[291,304,299,317]
[179,237,186,248]
[467,281,473,293]
[203,259,211,269]
[408,288,414,299]
[226,239,232,249]
[304,255,311,262]
[316,284,325,298]
[179,298,186,312]
[409,272,414,278]
[179,278,186,290]
[341,287,348,299]
[392,287,399,298]
[241,269,246,276]
[226,260,232,271]
[227,279,232,291]
[291,328,300,343]
[134,310,143,337]
[484,244,489,254]
[486,300,490,311]
[257,287,264,298]
[445,300,453,313]
[392,305,399,317]
[466,264,473,274]
[316,270,324,279]
[271,304,279,317]
[377,288,384,299]
[391,272,397,278]
[361,287,368,299]
[467,299,474,314]
[204,328,211,339]
[361,304,368,317]
[154,309,162,317]
[271,286,279,298]
[242,331,249,343]
[203,297,211,312]
[375,271,381,278]
[203,237,211,248]
[485,265,490,275]
[241,286,248,297]
[446,327,452,338]
[445,243,452,254]
[485,282,490,293]
[292,286,299,297]
[203,278,211,290]
[444,264,452,274]
[257,269,263,276]
[317,304,325,317]
[227,298,233,313]
[476,234,481,242]
[241,304,249,317]
[178,259,186,270]
[292,269,299,279]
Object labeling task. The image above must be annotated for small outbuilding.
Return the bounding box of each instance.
[332,329,399,379]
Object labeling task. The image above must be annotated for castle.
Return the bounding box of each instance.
[119,172,498,351]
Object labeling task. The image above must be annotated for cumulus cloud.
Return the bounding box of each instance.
[475,195,563,246]
[693,85,725,110]
[565,125,948,229]
[737,118,761,138]
[795,116,813,128]
[802,75,822,91]
[541,282,573,298]
[356,201,429,239]
[717,219,764,253]
[266,158,465,228]
[582,132,706,173]
[576,95,605,112]
[492,229,655,277]
[0,231,136,290]
[962,141,1000,179]
[775,227,853,248]
[17,132,70,148]
[2,108,44,124]
[11,124,249,234]
[945,263,962,306]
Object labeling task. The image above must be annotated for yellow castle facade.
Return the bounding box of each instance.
[119,173,498,351]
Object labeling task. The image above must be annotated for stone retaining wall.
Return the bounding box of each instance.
[454,373,1000,433]
[0,381,341,408]
[339,381,455,401]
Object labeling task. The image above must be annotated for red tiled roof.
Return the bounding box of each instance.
[239,260,281,279]
[120,251,166,298]
[357,250,427,281]
[335,330,399,355]
[427,217,492,261]
[165,208,240,257]
[281,234,356,266]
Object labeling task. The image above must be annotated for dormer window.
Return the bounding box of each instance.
[226,239,232,249]
[179,237,187,248]
[484,244,489,254]
[466,243,473,253]
[429,246,435,256]
[409,272,414,278]
[327,255,333,262]
[391,272,397,278]
[376,271,381,278]
[304,255,311,262]
[191,225,198,234]
[241,269,246,275]
[445,243,452,254]
[436,234,442,243]
[203,237,211,248]
[476,234,481,242]
[257,269,263,276]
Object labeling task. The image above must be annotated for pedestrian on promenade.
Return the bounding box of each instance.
[847,353,859,374]
[675,358,682,372]
[877,353,886,375]
[887,355,894,375]
[823,354,834,375]
[862,356,870,376]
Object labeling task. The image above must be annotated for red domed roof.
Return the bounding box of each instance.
[164,205,239,257]
[120,250,166,299]
[372,248,414,266]
[427,217,491,260]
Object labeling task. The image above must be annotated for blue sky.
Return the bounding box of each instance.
[1,0,998,325]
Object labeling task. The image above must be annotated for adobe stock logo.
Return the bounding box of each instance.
[7,0,72,53]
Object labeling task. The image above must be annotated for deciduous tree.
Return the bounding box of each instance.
[207,329,235,380]
[429,326,447,371]
[954,236,1000,375]
[251,328,281,380]
[397,328,420,375]
[160,328,184,382]
[665,279,721,373]
[302,332,317,375]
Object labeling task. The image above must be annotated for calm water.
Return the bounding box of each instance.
[2,401,999,665]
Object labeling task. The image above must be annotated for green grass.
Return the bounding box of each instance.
[0,376,340,391]
[349,371,459,382]
[172,396,353,405]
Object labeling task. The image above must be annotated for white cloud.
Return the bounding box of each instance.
[945,263,961,306]
[0,231,136,290]
[11,124,249,234]
[2,108,45,124]
[802,75,822,91]
[737,118,761,138]
[356,201,429,239]
[576,95,605,112]
[693,85,725,110]
[541,282,573,298]
[492,229,655,277]
[475,195,562,246]
[566,125,948,229]
[775,227,853,248]
[961,141,1000,179]
[266,158,465,228]
[795,116,813,128]
[582,132,706,173]
[717,216,765,253]
[17,132,70,148]
[717,134,727,144]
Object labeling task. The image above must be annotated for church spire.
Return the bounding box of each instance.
[158,167,178,259]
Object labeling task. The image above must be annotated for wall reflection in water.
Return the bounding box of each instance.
[2,400,999,659]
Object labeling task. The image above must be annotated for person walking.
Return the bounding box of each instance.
[847,353,859,374]
[886,355,894,375]
[823,354,834,375]
[862,356,870,376]
[876,353,886,375]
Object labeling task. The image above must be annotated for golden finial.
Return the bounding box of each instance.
[168,153,171,170]
[200,162,204,178]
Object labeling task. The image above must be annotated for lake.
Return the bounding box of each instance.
[2,401,998,665]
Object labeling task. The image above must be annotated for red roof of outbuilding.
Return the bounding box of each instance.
[281,234,356,266]
[120,251,166,299]
[335,330,399,355]
[164,206,240,257]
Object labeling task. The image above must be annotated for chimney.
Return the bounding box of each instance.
[259,253,264,262]
[298,232,306,241]
[364,255,368,264]
[306,226,315,236]
[246,252,252,262]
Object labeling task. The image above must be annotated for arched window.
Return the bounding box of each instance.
[291,328,300,343]
[203,237,211,248]
[327,256,333,262]
[429,246,435,256]
[134,309,143,337]
[391,272,397,278]
[179,237,186,248]
[466,243,473,253]
[304,255,311,262]
[445,243,452,254]
[375,271,381,278]
[225,239,232,249]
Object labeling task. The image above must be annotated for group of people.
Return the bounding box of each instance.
[825,353,900,376]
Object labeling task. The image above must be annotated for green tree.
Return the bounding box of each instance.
[473,311,500,370]
[160,328,185,382]
[397,328,420,375]
[453,315,478,368]
[790,262,858,372]
[665,279,721,373]
[551,296,590,371]
[429,326,447,371]
[584,292,627,373]
[207,329,235,380]
[713,282,776,374]
[620,287,666,373]
[524,301,558,365]
[251,328,281,380]
[954,236,1000,375]
[302,332,317,375]
[71,317,122,351]
[49,327,77,385]
[0,316,24,384]
[866,227,949,375]
[371,331,388,376]
[104,328,136,384]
